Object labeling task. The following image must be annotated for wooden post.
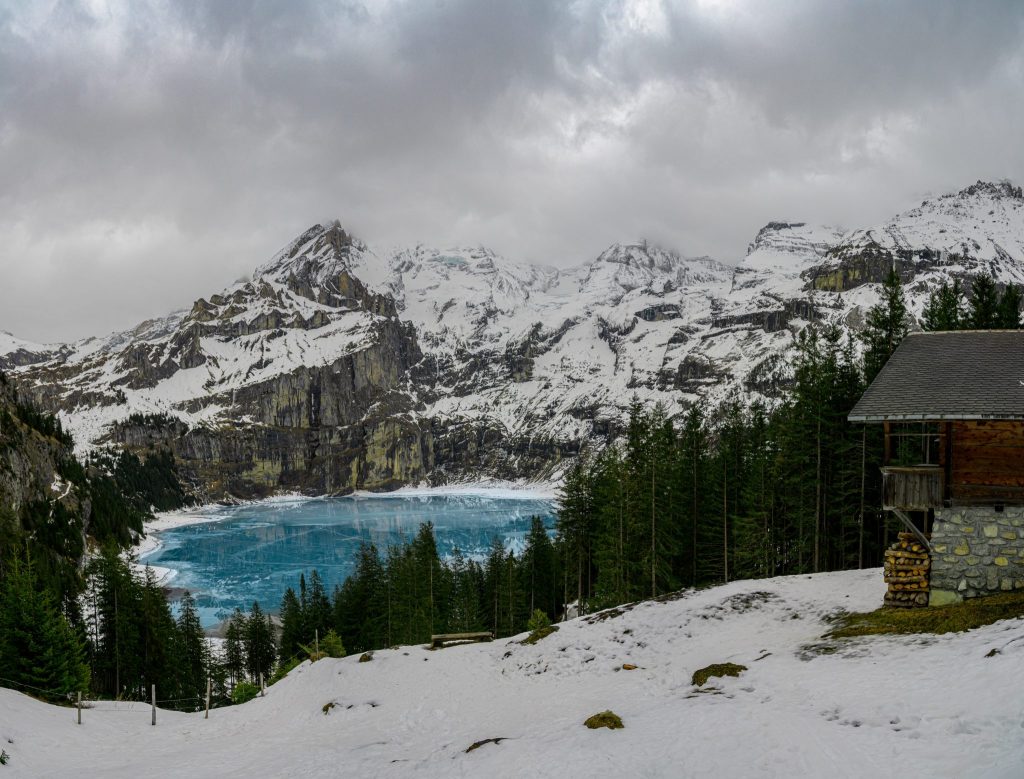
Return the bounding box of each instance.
[205,677,211,720]
[151,684,156,726]
[315,629,319,659]
[77,691,81,725]
[259,673,265,697]
[944,421,953,505]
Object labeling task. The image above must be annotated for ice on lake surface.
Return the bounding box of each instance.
[140,494,557,627]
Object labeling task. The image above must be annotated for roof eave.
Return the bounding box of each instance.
[848,413,1024,423]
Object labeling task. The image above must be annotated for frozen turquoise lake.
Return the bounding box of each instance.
[139,493,557,627]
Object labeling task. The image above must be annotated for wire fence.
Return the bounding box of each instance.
[0,677,246,725]
[0,676,76,700]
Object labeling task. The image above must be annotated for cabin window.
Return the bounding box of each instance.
[885,422,943,467]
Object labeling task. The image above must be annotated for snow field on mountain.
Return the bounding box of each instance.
[3,569,1023,778]
[6,181,1024,472]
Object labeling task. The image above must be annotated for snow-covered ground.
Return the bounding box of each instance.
[3,569,1022,778]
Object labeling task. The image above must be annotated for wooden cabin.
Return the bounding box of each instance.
[849,331,1024,606]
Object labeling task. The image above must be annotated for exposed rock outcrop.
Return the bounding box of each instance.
[6,181,1024,498]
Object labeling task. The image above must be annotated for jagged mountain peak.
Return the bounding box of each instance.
[953,179,1023,202]
[746,222,808,256]
[741,222,843,271]
[14,178,1024,494]
[596,240,679,267]
[902,179,1023,222]
[254,221,369,287]
[580,240,730,296]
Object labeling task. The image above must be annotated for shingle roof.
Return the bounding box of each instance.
[848,331,1024,422]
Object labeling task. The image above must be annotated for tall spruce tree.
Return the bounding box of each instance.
[0,558,89,699]
[176,591,209,705]
[306,570,332,642]
[446,548,482,633]
[968,273,1000,329]
[223,608,246,685]
[997,282,1022,328]
[679,404,708,587]
[520,517,558,620]
[244,602,275,683]
[332,543,388,653]
[861,266,909,383]
[921,280,964,331]
[278,587,303,661]
[556,455,596,612]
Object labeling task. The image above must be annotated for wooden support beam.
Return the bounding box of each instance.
[889,508,933,552]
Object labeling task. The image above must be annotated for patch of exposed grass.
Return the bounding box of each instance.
[828,591,1024,639]
[691,662,746,686]
[584,710,624,730]
[522,625,559,645]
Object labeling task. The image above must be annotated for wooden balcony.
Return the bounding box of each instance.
[882,465,944,511]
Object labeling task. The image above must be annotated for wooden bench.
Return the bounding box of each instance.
[430,631,493,649]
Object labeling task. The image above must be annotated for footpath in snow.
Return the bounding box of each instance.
[2,569,1023,778]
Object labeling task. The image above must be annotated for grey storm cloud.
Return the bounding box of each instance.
[1,0,1023,342]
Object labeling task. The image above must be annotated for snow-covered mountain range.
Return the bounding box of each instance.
[4,180,1024,496]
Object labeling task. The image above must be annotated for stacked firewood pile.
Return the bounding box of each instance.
[883,532,931,608]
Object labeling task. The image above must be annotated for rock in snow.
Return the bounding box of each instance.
[1,569,1022,777]
[4,181,1024,496]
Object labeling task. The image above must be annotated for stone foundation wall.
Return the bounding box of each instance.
[929,507,1024,605]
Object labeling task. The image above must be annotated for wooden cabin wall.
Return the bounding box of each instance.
[950,421,1024,503]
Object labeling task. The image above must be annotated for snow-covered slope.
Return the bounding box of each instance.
[0,330,57,370]
[2,569,1022,777]
[6,180,1024,494]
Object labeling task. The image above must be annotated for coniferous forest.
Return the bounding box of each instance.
[296,268,1022,654]
[0,370,203,707]
[2,267,1020,704]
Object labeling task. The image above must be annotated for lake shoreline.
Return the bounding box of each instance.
[132,482,560,628]
[135,480,560,560]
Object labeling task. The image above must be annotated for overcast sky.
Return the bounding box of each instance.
[2,0,1023,342]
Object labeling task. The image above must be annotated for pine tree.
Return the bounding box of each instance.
[306,570,332,642]
[997,282,1022,328]
[590,445,629,607]
[679,404,708,587]
[921,280,964,331]
[968,273,1000,329]
[176,591,209,705]
[332,543,387,653]
[520,517,558,621]
[87,546,143,698]
[0,557,89,699]
[482,537,507,636]
[278,587,303,661]
[446,548,483,633]
[318,629,346,658]
[137,566,181,702]
[555,454,596,613]
[223,608,246,685]
[410,523,446,638]
[861,267,909,383]
[244,602,275,683]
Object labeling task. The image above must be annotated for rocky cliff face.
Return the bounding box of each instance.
[0,373,90,544]
[6,181,1024,498]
